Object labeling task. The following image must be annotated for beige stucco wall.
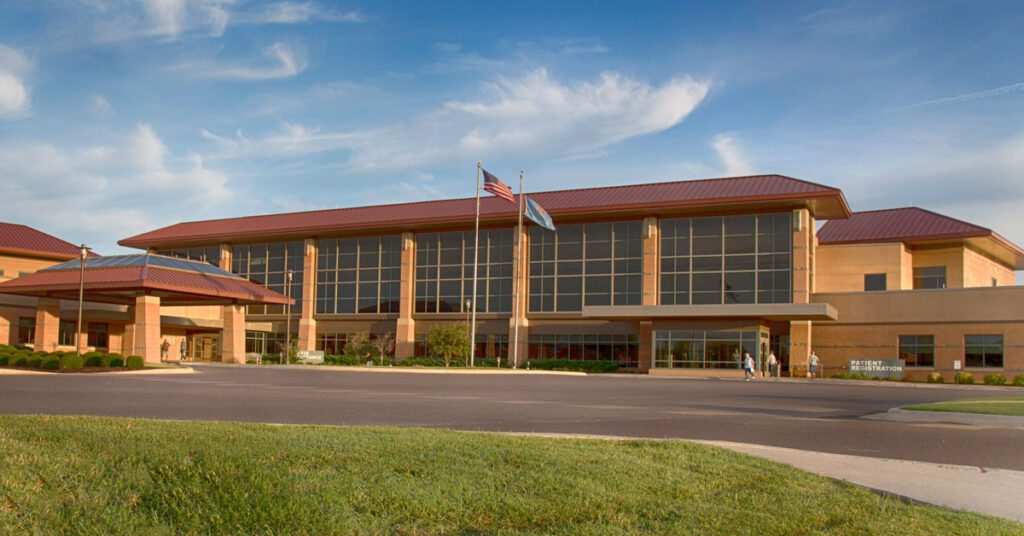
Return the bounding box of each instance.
[814,243,908,292]
[962,247,1015,287]
[911,247,965,288]
[0,254,62,282]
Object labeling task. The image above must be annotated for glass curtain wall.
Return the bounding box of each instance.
[527,334,640,367]
[231,242,304,315]
[156,246,221,266]
[529,222,642,312]
[415,229,513,313]
[653,330,759,369]
[660,213,791,305]
[316,236,402,314]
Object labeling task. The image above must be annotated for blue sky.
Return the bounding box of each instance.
[1,0,1023,271]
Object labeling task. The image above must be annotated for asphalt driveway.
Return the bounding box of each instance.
[1,364,1021,470]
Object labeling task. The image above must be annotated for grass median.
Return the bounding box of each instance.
[0,415,1019,535]
[904,396,1024,416]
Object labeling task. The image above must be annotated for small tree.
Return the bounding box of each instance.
[345,331,373,359]
[372,332,395,366]
[425,324,470,367]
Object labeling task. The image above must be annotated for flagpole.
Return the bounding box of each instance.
[470,161,482,367]
[511,170,525,368]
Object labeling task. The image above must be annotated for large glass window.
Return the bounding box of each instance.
[526,334,639,367]
[529,222,642,312]
[16,317,34,344]
[232,242,304,315]
[317,236,401,314]
[661,213,791,305]
[316,333,351,355]
[898,335,934,367]
[654,330,759,369]
[913,266,946,289]
[965,335,1003,368]
[58,320,77,346]
[156,246,221,266]
[245,331,267,355]
[416,229,513,313]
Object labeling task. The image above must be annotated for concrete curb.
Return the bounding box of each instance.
[190,362,587,376]
[654,375,1024,392]
[864,407,1024,429]
[0,365,195,376]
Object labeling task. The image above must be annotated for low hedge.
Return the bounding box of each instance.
[983,374,1007,386]
[926,372,945,384]
[59,354,84,371]
[83,354,104,367]
[1014,375,1024,387]
[10,355,27,367]
[125,356,144,369]
[107,356,125,368]
[41,357,59,370]
[954,371,975,385]
[527,359,620,373]
[396,357,452,367]
[324,354,395,366]
[27,356,44,368]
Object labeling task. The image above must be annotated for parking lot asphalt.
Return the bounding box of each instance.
[1,363,1021,470]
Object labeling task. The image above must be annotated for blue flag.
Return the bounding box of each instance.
[524,197,555,231]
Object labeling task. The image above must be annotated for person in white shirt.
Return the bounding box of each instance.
[809,351,820,379]
[767,351,778,378]
[743,353,755,381]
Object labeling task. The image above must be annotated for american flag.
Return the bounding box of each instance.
[482,168,515,204]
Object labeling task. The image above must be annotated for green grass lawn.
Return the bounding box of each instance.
[904,396,1024,416]
[0,416,1019,535]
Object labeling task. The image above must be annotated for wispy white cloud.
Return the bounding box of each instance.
[0,124,231,250]
[90,94,112,115]
[202,69,711,171]
[234,2,363,24]
[172,42,307,80]
[0,44,31,119]
[711,133,754,176]
[883,82,1024,113]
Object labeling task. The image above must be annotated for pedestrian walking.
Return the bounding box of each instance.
[743,352,755,381]
[160,339,170,361]
[180,339,187,362]
[768,351,777,378]
[809,350,819,379]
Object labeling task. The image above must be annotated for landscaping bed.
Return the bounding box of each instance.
[0,345,144,372]
[0,415,1019,534]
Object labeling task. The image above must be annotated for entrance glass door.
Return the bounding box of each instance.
[188,334,221,361]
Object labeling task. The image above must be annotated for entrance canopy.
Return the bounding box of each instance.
[0,254,291,307]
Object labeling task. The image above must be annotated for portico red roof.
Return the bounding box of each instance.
[0,222,99,260]
[0,254,291,306]
[119,174,851,248]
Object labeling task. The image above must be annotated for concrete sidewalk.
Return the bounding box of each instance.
[697,440,1024,522]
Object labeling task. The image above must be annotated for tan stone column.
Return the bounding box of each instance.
[298,239,317,352]
[789,320,812,378]
[642,216,659,306]
[132,295,162,364]
[508,224,529,366]
[637,320,653,372]
[395,232,417,359]
[34,297,60,352]
[222,304,246,364]
[218,243,232,271]
[792,208,813,304]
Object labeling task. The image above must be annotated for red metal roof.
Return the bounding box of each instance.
[818,207,992,244]
[0,222,99,260]
[0,254,290,305]
[119,174,851,248]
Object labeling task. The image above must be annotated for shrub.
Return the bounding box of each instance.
[829,372,850,379]
[325,354,394,366]
[101,353,124,367]
[107,356,125,368]
[0,355,7,366]
[27,356,44,368]
[1014,375,1024,387]
[926,372,945,384]
[527,359,620,373]
[10,355,28,367]
[476,358,512,368]
[396,357,450,367]
[983,374,1007,386]
[954,371,975,385]
[849,373,869,380]
[261,354,281,365]
[83,354,103,367]
[125,356,145,369]
[41,357,59,370]
[59,354,84,371]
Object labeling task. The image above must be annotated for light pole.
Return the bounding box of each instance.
[76,244,89,357]
[284,269,293,365]
[465,298,472,363]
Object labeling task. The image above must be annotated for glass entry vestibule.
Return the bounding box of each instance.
[653,329,765,370]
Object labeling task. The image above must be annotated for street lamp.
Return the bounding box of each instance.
[284,269,293,365]
[465,298,472,362]
[76,244,90,357]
